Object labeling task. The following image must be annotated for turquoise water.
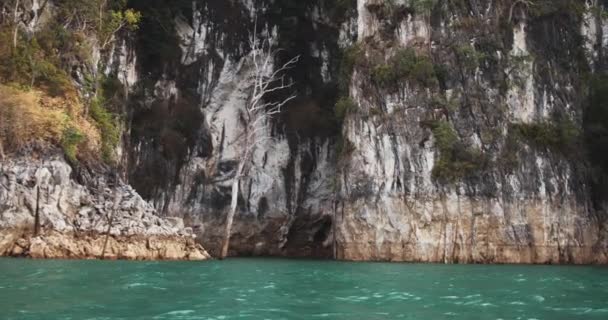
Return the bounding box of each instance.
[0,258,607,319]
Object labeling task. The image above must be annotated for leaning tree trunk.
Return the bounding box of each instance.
[12,0,19,50]
[100,191,121,259]
[220,160,247,259]
[34,186,41,236]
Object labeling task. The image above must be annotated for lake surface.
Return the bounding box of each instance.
[0,258,607,320]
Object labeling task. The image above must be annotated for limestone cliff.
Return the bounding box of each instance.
[2,0,608,263]
[334,0,608,263]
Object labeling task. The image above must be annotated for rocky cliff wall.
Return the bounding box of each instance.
[2,0,608,263]
[335,0,608,263]
[122,0,608,263]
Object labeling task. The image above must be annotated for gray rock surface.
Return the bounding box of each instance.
[0,156,210,260]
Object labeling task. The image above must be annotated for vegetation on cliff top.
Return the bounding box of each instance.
[0,0,140,164]
[0,84,100,161]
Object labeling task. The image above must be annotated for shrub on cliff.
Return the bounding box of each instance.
[0,84,100,161]
[334,97,358,121]
[511,119,581,155]
[423,120,487,182]
[372,48,438,89]
[0,27,75,97]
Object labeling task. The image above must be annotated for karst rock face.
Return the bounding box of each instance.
[0,157,210,260]
[2,0,608,263]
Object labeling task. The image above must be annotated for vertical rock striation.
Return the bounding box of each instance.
[335,0,608,263]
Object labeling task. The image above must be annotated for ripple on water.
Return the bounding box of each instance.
[386,291,417,301]
[335,296,371,302]
[311,313,346,318]
[153,310,197,320]
[2,259,608,320]
[125,282,150,289]
[545,307,608,314]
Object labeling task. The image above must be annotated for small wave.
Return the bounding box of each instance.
[153,310,197,320]
[125,282,149,288]
[532,295,545,302]
[540,277,562,282]
[253,308,289,313]
[441,296,459,299]
[546,306,608,314]
[335,296,371,302]
[164,310,195,316]
[263,283,276,289]
[311,313,346,317]
[463,299,484,306]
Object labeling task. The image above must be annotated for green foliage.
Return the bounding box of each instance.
[0,29,75,96]
[454,44,488,70]
[334,97,358,121]
[99,8,142,48]
[90,97,120,163]
[0,0,138,164]
[372,48,438,88]
[53,0,141,47]
[511,119,580,154]
[61,126,84,162]
[423,120,486,182]
[338,44,365,94]
[371,64,394,87]
[430,94,459,113]
[430,121,458,151]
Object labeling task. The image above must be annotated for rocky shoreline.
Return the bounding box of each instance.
[0,229,209,260]
[0,156,211,261]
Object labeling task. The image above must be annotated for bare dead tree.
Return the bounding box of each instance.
[12,0,19,50]
[100,190,121,260]
[219,28,299,259]
[34,185,40,236]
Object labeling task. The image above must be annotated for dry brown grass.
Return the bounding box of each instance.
[0,84,100,158]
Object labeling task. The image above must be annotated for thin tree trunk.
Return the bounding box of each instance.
[220,161,246,259]
[100,192,120,260]
[12,0,20,50]
[34,186,40,236]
